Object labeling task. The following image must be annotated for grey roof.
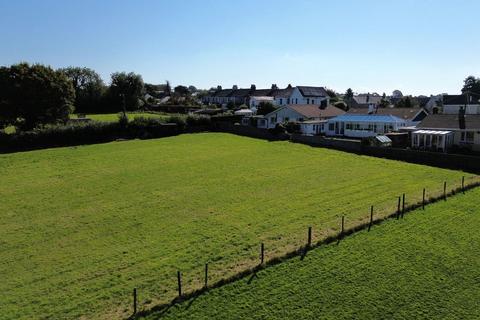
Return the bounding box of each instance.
[418,114,480,130]
[330,114,405,123]
[352,95,383,105]
[375,135,392,143]
[348,107,427,121]
[297,86,328,97]
[272,87,294,98]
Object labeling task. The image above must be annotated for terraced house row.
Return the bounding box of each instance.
[202,84,330,108]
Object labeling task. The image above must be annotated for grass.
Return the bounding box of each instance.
[70,112,171,122]
[0,133,474,319]
[1,112,176,134]
[70,112,173,122]
[146,187,480,320]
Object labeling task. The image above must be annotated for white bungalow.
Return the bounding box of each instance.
[326,114,408,138]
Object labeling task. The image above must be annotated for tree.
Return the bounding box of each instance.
[344,88,354,109]
[256,102,276,115]
[174,85,189,96]
[462,76,480,95]
[0,63,75,130]
[395,96,416,108]
[188,85,197,93]
[164,80,172,96]
[59,67,105,113]
[107,72,145,111]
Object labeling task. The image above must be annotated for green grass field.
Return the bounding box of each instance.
[147,187,480,320]
[70,112,172,122]
[0,133,474,319]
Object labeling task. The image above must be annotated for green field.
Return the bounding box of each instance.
[70,112,172,122]
[147,187,480,319]
[0,133,474,319]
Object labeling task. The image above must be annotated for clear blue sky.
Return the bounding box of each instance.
[1,0,479,95]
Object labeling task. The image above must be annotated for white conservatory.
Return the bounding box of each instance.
[411,130,454,152]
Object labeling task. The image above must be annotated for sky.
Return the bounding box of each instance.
[1,0,479,95]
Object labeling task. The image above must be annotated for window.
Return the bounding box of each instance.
[296,98,298,104]
[355,124,360,130]
[287,98,290,104]
[346,123,352,130]
[279,99,283,105]
[285,117,289,122]
[307,99,310,104]
[298,118,304,122]
[270,117,275,124]
[329,123,335,131]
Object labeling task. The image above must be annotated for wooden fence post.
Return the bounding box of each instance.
[260,243,264,265]
[133,288,137,315]
[444,181,447,201]
[204,263,208,288]
[422,188,426,210]
[402,193,406,218]
[341,216,345,235]
[397,196,401,220]
[462,176,465,194]
[177,271,182,297]
[307,226,312,247]
[368,206,373,231]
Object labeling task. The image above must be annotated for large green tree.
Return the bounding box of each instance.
[0,63,75,130]
[107,72,145,111]
[59,67,105,113]
[462,76,480,95]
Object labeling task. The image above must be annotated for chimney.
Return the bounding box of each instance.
[217,85,222,91]
[366,93,370,103]
[232,85,238,90]
[459,106,466,130]
[287,84,293,89]
[271,84,278,90]
[250,84,256,92]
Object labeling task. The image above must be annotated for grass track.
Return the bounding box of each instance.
[0,133,474,319]
[145,187,480,319]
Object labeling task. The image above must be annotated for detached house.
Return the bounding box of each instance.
[350,93,383,109]
[413,110,480,152]
[442,94,480,115]
[257,104,345,130]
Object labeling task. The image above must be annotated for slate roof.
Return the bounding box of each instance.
[297,86,328,97]
[443,94,480,105]
[347,107,427,121]
[272,87,294,98]
[331,114,406,123]
[352,95,383,105]
[417,114,480,130]
[288,104,345,119]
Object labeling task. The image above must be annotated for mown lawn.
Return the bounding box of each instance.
[0,133,474,319]
[148,187,480,320]
[70,112,172,122]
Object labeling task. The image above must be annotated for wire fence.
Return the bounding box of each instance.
[127,175,480,319]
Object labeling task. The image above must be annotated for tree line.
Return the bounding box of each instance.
[0,63,201,131]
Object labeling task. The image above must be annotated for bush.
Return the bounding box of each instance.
[186,115,211,127]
